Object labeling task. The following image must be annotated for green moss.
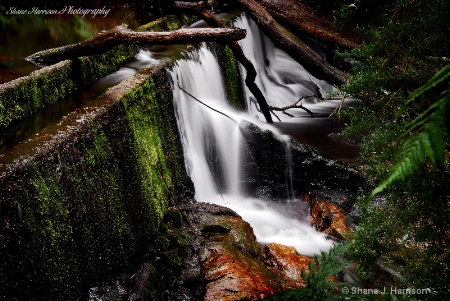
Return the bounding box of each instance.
[214,44,246,110]
[138,15,198,32]
[0,61,76,130]
[0,65,190,300]
[121,79,174,224]
[225,45,245,110]
[78,44,135,86]
[19,166,81,299]
[0,44,135,132]
[139,220,192,300]
[142,265,165,301]
[163,208,183,228]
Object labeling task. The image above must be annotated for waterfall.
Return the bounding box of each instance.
[236,15,338,119]
[171,15,333,257]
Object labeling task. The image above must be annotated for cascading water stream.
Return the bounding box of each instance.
[171,15,334,257]
[237,16,339,119]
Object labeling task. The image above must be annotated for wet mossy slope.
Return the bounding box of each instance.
[0,66,193,300]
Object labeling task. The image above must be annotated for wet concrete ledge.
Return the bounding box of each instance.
[0,45,136,132]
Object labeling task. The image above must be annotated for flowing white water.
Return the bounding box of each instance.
[95,50,163,88]
[171,15,334,257]
[236,16,340,119]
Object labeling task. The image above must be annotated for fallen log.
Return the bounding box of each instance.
[254,0,360,50]
[26,25,247,66]
[174,1,273,123]
[232,0,349,86]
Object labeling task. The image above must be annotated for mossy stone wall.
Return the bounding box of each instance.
[0,66,193,300]
[0,44,136,132]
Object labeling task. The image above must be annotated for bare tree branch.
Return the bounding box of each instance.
[269,95,317,117]
[329,92,348,118]
[176,80,236,123]
[254,94,350,119]
[26,25,247,65]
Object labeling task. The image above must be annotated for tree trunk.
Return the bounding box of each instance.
[26,26,247,66]
[233,0,349,86]
[253,0,361,50]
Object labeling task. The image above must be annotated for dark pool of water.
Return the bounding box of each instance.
[273,118,360,165]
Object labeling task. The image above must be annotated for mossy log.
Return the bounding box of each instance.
[26,25,247,66]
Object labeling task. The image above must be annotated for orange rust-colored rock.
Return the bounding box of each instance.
[310,199,351,240]
[203,242,279,301]
[183,202,348,300]
[186,203,287,301]
[264,243,312,287]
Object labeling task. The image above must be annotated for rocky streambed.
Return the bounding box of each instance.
[89,192,355,301]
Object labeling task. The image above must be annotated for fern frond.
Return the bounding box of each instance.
[304,242,351,294]
[370,134,427,198]
[370,65,449,198]
[402,64,450,110]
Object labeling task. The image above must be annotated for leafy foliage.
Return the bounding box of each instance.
[333,0,450,299]
[303,242,350,298]
[370,65,450,198]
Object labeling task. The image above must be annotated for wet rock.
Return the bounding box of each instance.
[203,242,278,301]
[89,202,345,301]
[264,243,312,287]
[291,142,365,202]
[236,118,361,238]
[183,202,287,300]
[239,120,292,201]
[238,119,367,211]
[308,198,351,240]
